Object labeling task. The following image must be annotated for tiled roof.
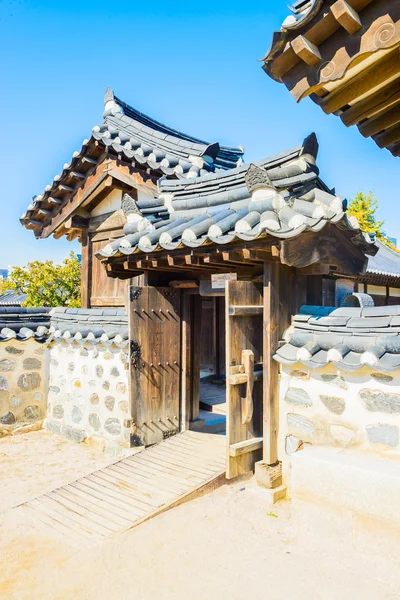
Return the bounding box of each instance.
[274,302,400,373]
[49,308,128,347]
[0,307,128,346]
[96,133,375,260]
[0,290,27,306]
[20,90,244,237]
[0,308,51,342]
[366,239,400,279]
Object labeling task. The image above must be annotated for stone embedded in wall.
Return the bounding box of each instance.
[17,372,41,391]
[320,374,348,390]
[0,411,16,425]
[105,396,115,411]
[330,425,356,447]
[24,405,40,419]
[285,388,312,407]
[73,379,81,389]
[89,380,96,387]
[89,413,101,431]
[0,359,16,372]
[53,405,64,419]
[67,346,75,355]
[10,397,22,408]
[33,392,43,402]
[120,351,128,365]
[50,358,59,367]
[62,425,87,443]
[366,424,399,447]
[71,406,82,424]
[0,377,8,391]
[104,418,121,436]
[49,386,60,395]
[92,348,99,359]
[90,393,99,405]
[102,381,110,391]
[119,401,129,413]
[285,435,302,455]
[22,358,41,370]
[110,367,120,378]
[103,350,113,360]
[360,389,400,414]
[5,346,23,356]
[290,370,310,381]
[371,373,394,384]
[58,376,66,387]
[80,348,89,358]
[320,395,346,415]
[287,413,315,440]
[67,363,75,372]
[34,347,45,356]
[81,365,88,375]
[96,365,104,377]
[116,382,127,395]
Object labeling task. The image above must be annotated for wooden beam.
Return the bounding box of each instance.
[228,370,263,386]
[373,120,400,149]
[228,305,263,316]
[358,100,400,137]
[65,215,89,230]
[317,47,400,115]
[331,0,362,34]
[169,281,198,289]
[229,437,263,458]
[341,77,400,127]
[263,261,280,466]
[291,35,321,66]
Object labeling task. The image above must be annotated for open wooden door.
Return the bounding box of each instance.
[129,286,181,446]
[226,281,264,479]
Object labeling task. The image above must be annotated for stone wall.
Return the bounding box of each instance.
[45,341,131,449]
[0,339,48,436]
[279,363,400,486]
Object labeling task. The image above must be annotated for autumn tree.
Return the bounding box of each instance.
[0,252,81,307]
[347,191,397,251]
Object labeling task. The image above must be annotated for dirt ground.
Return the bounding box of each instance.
[1,431,400,600]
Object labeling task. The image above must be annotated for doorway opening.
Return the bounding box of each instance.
[192,295,226,434]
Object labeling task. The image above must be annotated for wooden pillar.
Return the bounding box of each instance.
[255,261,286,499]
[191,294,202,421]
[181,292,192,431]
[80,231,92,308]
[262,261,280,466]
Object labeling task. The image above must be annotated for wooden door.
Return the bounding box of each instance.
[226,281,264,479]
[129,286,181,446]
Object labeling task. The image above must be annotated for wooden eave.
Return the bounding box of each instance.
[102,224,371,280]
[34,158,158,241]
[264,0,400,156]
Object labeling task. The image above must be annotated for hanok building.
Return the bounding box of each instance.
[20,88,392,487]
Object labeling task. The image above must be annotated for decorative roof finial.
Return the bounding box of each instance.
[103,88,122,118]
[245,164,275,194]
[121,193,141,218]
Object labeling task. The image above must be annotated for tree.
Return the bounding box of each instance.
[347,191,398,251]
[0,252,81,308]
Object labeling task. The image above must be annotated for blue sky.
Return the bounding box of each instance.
[1,0,399,267]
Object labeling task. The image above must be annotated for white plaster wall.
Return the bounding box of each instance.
[90,189,123,217]
[45,341,131,448]
[279,363,400,487]
[0,339,48,435]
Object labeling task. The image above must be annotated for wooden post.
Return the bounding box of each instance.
[191,294,202,422]
[181,291,192,431]
[80,231,92,308]
[262,261,280,466]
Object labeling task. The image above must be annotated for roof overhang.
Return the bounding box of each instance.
[262,0,400,157]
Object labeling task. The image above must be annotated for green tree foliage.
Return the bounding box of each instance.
[0,252,81,307]
[347,191,398,251]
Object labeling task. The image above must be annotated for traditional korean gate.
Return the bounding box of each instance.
[129,286,181,446]
[225,280,264,479]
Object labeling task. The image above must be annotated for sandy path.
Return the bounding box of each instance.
[1,466,400,599]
